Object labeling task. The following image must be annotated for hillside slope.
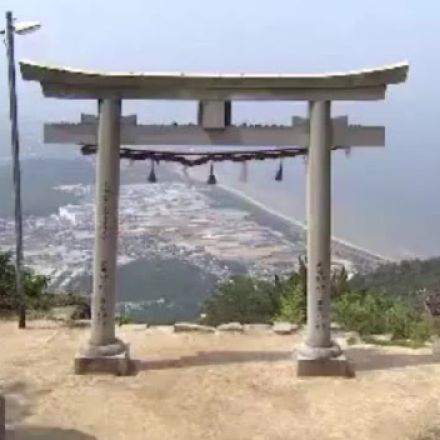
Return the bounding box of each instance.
[351,257,440,303]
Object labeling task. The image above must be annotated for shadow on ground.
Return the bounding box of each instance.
[134,347,438,373]
[7,426,96,439]
[135,350,291,371]
[347,347,436,372]
[2,382,96,439]
[3,382,34,426]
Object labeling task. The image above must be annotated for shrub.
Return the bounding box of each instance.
[201,265,434,345]
[276,261,352,325]
[407,316,434,343]
[201,275,281,326]
[333,289,433,343]
[332,290,393,335]
[385,302,418,340]
[25,273,51,310]
[275,278,307,324]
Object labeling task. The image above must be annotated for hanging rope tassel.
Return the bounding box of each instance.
[147,159,157,183]
[182,165,190,181]
[207,162,217,185]
[275,160,283,181]
[239,162,248,183]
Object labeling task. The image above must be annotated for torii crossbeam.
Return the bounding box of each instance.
[44,113,385,148]
[20,60,409,378]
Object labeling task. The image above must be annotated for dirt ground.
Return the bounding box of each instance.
[1,320,440,440]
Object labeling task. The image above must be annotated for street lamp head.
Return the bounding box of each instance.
[0,20,41,35]
[14,21,41,35]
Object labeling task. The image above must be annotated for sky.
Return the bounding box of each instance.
[0,0,439,258]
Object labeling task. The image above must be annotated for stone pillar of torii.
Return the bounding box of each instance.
[21,61,408,376]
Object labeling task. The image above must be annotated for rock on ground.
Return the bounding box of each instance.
[368,334,393,343]
[50,306,78,321]
[334,331,362,348]
[272,322,299,335]
[174,322,216,333]
[217,322,244,332]
[331,322,343,331]
[243,324,272,333]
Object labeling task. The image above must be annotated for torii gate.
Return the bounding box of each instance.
[21,61,408,377]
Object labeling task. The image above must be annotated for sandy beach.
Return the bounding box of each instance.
[183,164,391,262]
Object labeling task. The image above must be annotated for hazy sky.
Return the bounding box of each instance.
[0,1,437,136]
[0,0,439,258]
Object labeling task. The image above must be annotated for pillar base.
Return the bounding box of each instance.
[74,338,132,376]
[297,354,353,377]
[296,342,354,377]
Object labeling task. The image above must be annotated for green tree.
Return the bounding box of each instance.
[0,251,50,312]
[331,266,350,298]
[0,252,16,310]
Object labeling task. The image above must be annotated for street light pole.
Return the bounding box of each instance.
[5,11,26,328]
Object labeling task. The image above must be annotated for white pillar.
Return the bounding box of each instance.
[307,100,331,348]
[298,100,341,363]
[90,98,121,347]
[76,99,130,374]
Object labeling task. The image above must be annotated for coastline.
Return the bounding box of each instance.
[181,165,392,263]
[218,183,392,262]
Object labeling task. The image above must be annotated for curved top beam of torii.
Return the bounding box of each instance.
[20,60,409,101]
